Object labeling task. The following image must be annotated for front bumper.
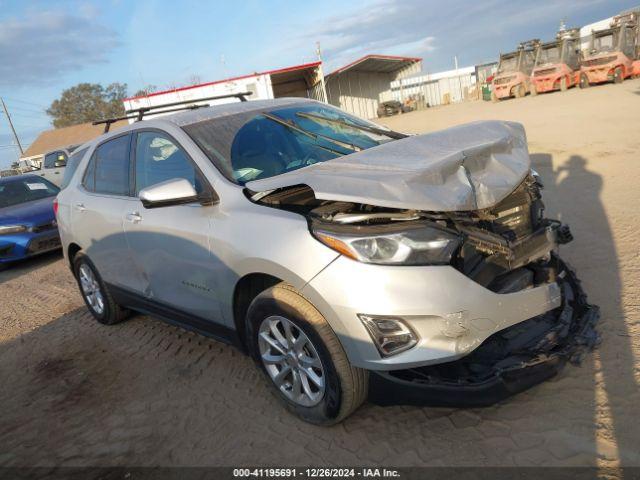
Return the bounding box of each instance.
[368,260,599,406]
[492,83,516,99]
[582,66,615,84]
[0,231,61,264]
[303,230,566,371]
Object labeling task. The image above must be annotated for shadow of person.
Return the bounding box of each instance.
[541,154,639,464]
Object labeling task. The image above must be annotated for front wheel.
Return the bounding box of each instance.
[613,66,624,84]
[247,283,368,425]
[579,74,590,89]
[514,84,526,98]
[73,253,130,325]
[560,76,568,91]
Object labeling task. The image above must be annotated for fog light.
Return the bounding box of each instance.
[358,314,418,357]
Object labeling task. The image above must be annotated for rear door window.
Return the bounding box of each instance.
[61,147,89,189]
[83,135,131,196]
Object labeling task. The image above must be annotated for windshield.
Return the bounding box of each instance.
[0,177,59,208]
[593,32,616,53]
[185,104,398,185]
[498,54,518,73]
[538,45,561,64]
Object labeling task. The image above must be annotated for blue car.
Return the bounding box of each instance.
[0,175,61,266]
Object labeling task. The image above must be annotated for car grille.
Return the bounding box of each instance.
[31,220,57,233]
[493,75,516,85]
[583,56,616,67]
[534,68,557,76]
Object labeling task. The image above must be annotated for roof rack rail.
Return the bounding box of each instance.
[93,91,253,133]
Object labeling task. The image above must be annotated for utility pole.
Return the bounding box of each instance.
[1,98,24,155]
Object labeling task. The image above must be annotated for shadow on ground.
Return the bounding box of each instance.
[0,250,62,285]
[531,153,638,465]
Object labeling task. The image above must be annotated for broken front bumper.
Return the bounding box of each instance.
[368,259,600,407]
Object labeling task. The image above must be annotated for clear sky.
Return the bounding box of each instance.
[0,0,637,168]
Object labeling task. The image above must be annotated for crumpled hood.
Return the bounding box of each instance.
[246,120,531,212]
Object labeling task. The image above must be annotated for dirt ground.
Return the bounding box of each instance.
[1,81,639,468]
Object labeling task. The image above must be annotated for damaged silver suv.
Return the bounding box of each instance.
[56,97,599,424]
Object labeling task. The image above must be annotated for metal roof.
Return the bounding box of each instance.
[326,54,422,78]
[20,120,128,159]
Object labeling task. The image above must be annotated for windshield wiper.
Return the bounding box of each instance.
[262,112,360,155]
[295,111,408,140]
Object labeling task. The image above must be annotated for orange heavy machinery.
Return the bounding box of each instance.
[580,10,640,87]
[491,39,540,102]
[531,27,581,95]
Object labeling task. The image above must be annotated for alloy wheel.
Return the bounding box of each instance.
[78,264,105,315]
[258,315,326,407]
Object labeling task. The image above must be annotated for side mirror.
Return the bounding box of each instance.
[139,178,218,209]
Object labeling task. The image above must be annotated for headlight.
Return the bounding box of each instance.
[313,221,461,265]
[0,225,27,235]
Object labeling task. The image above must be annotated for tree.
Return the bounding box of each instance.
[46,82,128,128]
[133,85,158,98]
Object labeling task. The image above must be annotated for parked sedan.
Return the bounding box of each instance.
[0,175,61,266]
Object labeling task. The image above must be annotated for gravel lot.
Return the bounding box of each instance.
[1,81,639,468]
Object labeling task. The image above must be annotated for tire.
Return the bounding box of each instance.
[514,84,526,98]
[491,91,499,103]
[579,73,590,89]
[530,84,538,96]
[613,66,624,84]
[560,76,568,91]
[73,253,130,325]
[246,283,368,425]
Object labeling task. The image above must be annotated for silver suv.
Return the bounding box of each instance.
[56,98,598,424]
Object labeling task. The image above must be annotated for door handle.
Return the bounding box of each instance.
[126,212,142,223]
[75,203,86,212]
[54,171,60,174]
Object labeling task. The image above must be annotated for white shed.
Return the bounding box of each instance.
[324,55,422,119]
[390,66,477,107]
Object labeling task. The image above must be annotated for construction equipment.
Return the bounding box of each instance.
[531,27,581,94]
[580,10,640,87]
[491,39,540,102]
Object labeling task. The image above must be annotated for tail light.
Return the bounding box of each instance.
[53,198,59,216]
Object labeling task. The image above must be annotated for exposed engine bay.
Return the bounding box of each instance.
[249,173,600,405]
[250,173,571,291]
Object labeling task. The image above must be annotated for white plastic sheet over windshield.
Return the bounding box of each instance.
[246,120,531,212]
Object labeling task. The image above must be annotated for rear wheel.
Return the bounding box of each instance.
[73,253,130,325]
[560,76,568,91]
[613,66,624,84]
[579,73,590,89]
[247,283,368,425]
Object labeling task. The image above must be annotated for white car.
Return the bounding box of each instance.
[55,97,599,424]
[34,146,78,187]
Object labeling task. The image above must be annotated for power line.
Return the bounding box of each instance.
[6,104,46,115]
[0,96,48,109]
